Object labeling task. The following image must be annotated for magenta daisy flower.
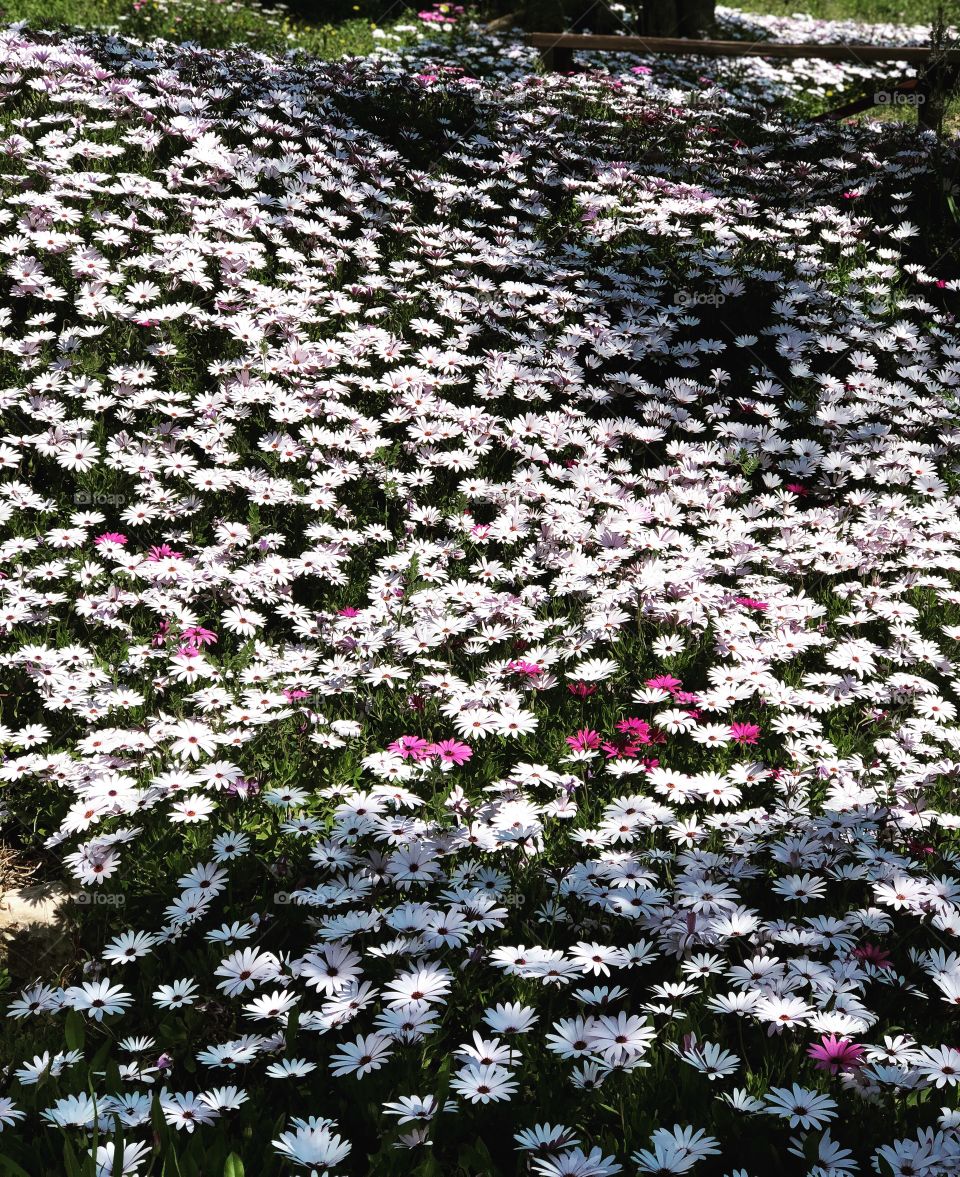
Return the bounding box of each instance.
[807,1035,865,1075]
[565,729,601,752]
[388,735,432,761]
[429,739,472,765]
[730,722,761,745]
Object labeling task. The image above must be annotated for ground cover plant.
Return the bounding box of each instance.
[3,3,960,1176]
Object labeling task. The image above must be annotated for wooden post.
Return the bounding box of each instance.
[917,61,938,132]
[640,0,715,38]
[540,44,575,71]
[917,62,956,133]
[678,0,716,38]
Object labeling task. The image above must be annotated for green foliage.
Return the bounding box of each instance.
[732,0,950,21]
[0,0,419,58]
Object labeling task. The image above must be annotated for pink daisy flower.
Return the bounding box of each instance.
[807,1035,864,1075]
[429,739,472,766]
[388,735,433,761]
[730,722,761,745]
[565,729,601,753]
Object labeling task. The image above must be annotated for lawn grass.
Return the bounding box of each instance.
[729,0,947,25]
[721,0,960,131]
[0,0,419,56]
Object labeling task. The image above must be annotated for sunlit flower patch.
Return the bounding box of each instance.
[0,8,960,1176]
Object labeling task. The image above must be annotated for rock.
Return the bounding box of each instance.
[0,884,75,982]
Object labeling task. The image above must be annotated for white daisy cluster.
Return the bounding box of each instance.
[0,11,959,1177]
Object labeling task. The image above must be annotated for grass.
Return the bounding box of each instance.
[728,0,947,25]
[719,0,960,131]
[0,0,421,57]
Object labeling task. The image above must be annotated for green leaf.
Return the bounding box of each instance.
[0,1154,33,1177]
[456,1142,485,1173]
[151,1089,169,1148]
[62,1136,83,1177]
[64,1008,86,1053]
[161,1144,183,1177]
[223,1155,245,1177]
[471,1136,495,1170]
[89,1039,112,1076]
[432,1054,451,1108]
[413,1155,440,1177]
[180,1151,200,1177]
[159,1017,188,1046]
[283,1007,299,1051]
[111,1120,126,1177]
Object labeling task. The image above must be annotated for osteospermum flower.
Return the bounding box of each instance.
[382,1094,451,1124]
[103,930,158,966]
[66,980,132,1021]
[169,722,219,761]
[429,738,472,765]
[917,1046,960,1088]
[566,729,601,752]
[514,1123,581,1152]
[214,948,281,997]
[588,1013,656,1063]
[14,1052,81,1087]
[852,943,892,969]
[0,1099,24,1131]
[329,1033,393,1078]
[763,1084,838,1129]
[159,1092,217,1133]
[5,17,960,1171]
[273,1119,351,1170]
[388,735,433,760]
[729,721,760,745]
[807,1034,865,1074]
[382,968,452,1007]
[450,1063,518,1104]
[632,1126,720,1174]
[180,625,217,648]
[265,1058,317,1079]
[41,1094,98,1128]
[90,1141,151,1177]
[5,984,59,1019]
[169,794,216,823]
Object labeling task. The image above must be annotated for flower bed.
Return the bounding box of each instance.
[1,14,960,1177]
